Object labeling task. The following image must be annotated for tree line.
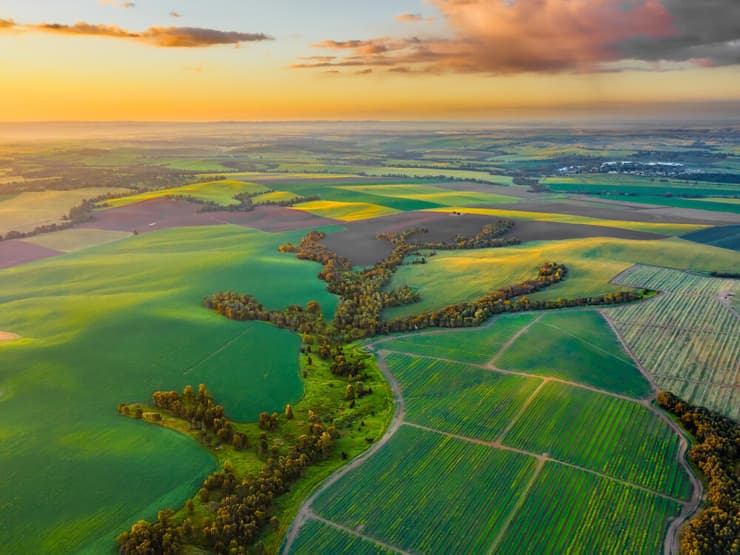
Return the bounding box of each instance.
[117,385,336,555]
[656,391,739,555]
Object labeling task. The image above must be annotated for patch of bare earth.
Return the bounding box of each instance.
[0,240,61,269]
[0,331,20,342]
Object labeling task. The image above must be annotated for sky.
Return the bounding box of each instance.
[0,0,738,121]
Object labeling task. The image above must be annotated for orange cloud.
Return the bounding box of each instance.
[298,0,739,74]
[0,18,271,48]
[395,13,434,23]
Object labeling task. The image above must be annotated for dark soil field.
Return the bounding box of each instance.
[0,240,61,269]
[81,198,340,234]
[322,211,662,265]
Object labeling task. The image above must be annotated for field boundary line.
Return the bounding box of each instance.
[378,348,643,403]
[183,327,252,375]
[305,513,410,555]
[489,312,544,365]
[485,458,545,555]
[402,421,685,504]
[495,378,549,444]
[280,351,405,554]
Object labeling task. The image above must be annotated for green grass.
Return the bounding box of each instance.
[102,179,268,208]
[0,187,127,234]
[383,237,740,320]
[608,265,740,420]
[24,228,131,252]
[289,519,396,555]
[376,313,539,364]
[503,382,692,499]
[497,311,650,397]
[0,224,339,554]
[312,425,536,554]
[383,352,541,441]
[496,462,683,555]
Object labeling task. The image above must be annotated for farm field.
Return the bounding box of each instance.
[24,228,131,252]
[291,200,400,221]
[102,179,268,208]
[289,519,398,555]
[336,183,520,206]
[287,306,694,554]
[607,265,740,420]
[252,190,300,204]
[383,237,740,320]
[681,224,740,251]
[496,463,683,555]
[496,311,651,397]
[0,224,339,554]
[311,426,537,555]
[503,381,692,498]
[423,206,708,235]
[0,187,127,235]
[377,312,539,364]
[382,352,541,441]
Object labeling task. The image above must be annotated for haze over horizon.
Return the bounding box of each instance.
[2,0,739,122]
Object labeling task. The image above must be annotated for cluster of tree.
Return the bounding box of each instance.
[656,391,739,555]
[710,271,740,279]
[193,190,320,214]
[395,221,520,251]
[117,402,336,555]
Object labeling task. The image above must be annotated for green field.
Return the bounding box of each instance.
[0,187,127,234]
[337,183,520,206]
[252,190,300,204]
[608,265,740,420]
[24,228,131,252]
[496,311,651,397]
[383,352,541,441]
[384,237,740,320]
[289,519,396,555]
[496,463,683,555]
[503,382,692,499]
[102,179,268,208]
[0,224,339,554]
[313,426,536,554]
[376,313,538,364]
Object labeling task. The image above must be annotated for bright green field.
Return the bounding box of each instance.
[497,311,650,397]
[312,425,536,554]
[503,382,692,499]
[289,519,396,555]
[383,237,740,320]
[376,313,538,364]
[495,462,683,555]
[102,179,268,208]
[383,352,541,441]
[0,225,338,554]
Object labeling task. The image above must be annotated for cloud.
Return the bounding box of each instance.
[0,18,272,48]
[297,0,739,75]
[99,0,136,8]
[395,13,434,23]
[169,11,182,18]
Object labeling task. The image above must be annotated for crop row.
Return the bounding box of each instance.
[496,462,683,554]
[503,382,692,499]
[313,425,536,554]
[289,518,397,555]
[383,352,541,441]
[610,265,740,419]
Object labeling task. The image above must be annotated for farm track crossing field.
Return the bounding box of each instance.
[289,518,399,555]
[377,313,538,364]
[312,426,536,555]
[0,224,339,554]
[502,381,692,499]
[608,265,740,420]
[383,352,541,441]
[495,462,683,555]
[496,311,651,397]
